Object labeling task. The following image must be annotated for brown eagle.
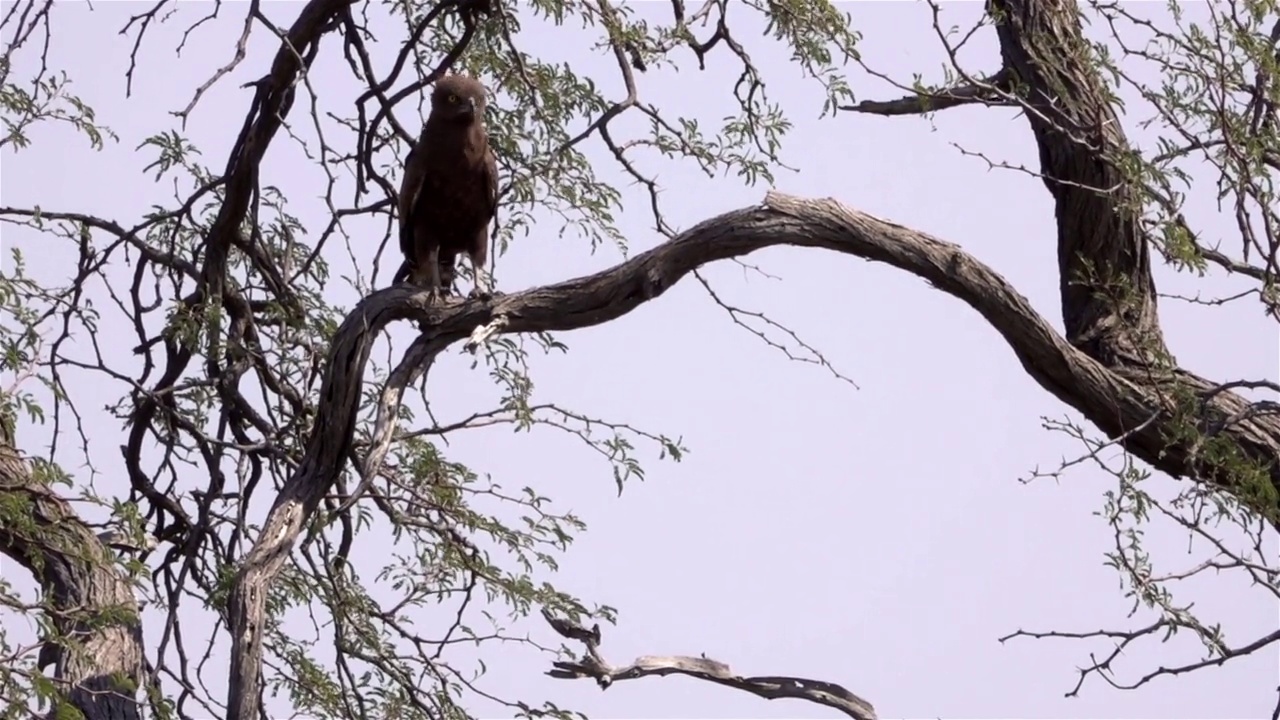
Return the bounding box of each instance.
[394,74,498,301]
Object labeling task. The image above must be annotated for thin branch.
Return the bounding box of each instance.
[841,69,1014,116]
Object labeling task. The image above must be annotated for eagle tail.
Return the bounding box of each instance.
[393,215,416,285]
[392,260,412,285]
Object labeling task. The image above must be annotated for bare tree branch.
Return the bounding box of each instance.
[226,186,1280,717]
[1000,621,1280,697]
[540,609,878,720]
[10,0,1277,713]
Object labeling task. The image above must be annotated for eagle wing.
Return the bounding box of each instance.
[482,146,498,225]
[481,147,496,219]
[460,145,499,269]
[394,141,426,283]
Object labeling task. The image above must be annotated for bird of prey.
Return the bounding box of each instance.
[395,73,499,302]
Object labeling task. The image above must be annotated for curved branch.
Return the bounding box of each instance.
[329,332,451,522]
[0,420,145,720]
[226,189,1280,717]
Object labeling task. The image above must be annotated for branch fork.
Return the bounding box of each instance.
[541,609,879,720]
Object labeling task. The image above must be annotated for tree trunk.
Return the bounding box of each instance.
[991,0,1280,519]
[0,415,145,720]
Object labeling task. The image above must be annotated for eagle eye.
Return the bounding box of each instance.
[447,93,459,104]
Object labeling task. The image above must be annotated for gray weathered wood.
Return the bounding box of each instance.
[225,189,1280,717]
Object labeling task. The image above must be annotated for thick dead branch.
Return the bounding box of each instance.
[226,187,1280,716]
[842,69,1014,115]
[540,609,878,720]
[0,418,145,720]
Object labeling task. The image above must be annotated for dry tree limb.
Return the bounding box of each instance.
[225,187,1280,716]
[541,609,878,720]
[465,312,509,353]
[1000,621,1280,698]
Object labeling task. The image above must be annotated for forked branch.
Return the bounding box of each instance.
[540,609,879,720]
[226,190,1280,716]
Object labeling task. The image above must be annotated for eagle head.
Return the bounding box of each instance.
[430,74,487,125]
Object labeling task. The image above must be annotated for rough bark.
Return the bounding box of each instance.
[993,0,1165,367]
[225,187,1280,714]
[64,0,1273,714]
[0,416,145,720]
[990,0,1279,513]
[4,0,1270,715]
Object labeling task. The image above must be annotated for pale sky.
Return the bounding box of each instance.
[1,1,1276,718]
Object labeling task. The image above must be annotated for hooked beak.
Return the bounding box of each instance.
[462,97,477,116]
